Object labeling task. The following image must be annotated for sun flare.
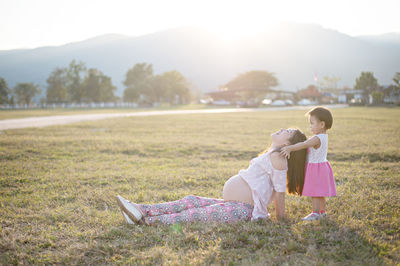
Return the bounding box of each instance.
[203,19,272,42]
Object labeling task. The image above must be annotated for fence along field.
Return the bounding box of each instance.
[0,107,399,264]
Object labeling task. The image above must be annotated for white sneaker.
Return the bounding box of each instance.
[121,210,135,224]
[116,195,143,224]
[319,212,328,219]
[301,212,321,221]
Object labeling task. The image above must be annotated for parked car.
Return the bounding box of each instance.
[236,100,260,108]
[270,100,286,106]
[349,98,365,106]
[261,99,273,105]
[212,100,231,105]
[297,99,317,105]
[200,98,212,104]
[285,99,294,105]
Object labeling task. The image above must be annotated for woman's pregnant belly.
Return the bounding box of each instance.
[222,175,254,206]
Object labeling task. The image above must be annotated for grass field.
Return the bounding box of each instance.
[0,107,399,265]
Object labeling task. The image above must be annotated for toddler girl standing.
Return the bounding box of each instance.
[280,106,336,221]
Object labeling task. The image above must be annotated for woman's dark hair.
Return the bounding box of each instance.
[262,129,307,195]
[286,129,307,195]
[306,106,333,129]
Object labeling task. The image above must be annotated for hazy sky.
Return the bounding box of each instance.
[1,0,399,50]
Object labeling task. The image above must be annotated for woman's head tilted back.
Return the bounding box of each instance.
[286,129,307,195]
[269,128,307,195]
[270,128,305,148]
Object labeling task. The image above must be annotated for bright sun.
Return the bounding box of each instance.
[203,22,265,42]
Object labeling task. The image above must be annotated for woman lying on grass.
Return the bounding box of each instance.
[116,128,307,225]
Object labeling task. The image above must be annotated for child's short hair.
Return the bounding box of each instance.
[306,106,333,129]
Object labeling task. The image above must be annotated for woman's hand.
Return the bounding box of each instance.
[280,146,292,159]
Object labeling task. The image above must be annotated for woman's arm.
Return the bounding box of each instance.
[280,136,320,158]
[274,192,286,220]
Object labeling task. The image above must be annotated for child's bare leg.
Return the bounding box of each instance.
[312,197,320,213]
[319,197,326,212]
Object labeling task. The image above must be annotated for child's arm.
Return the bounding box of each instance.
[280,136,320,159]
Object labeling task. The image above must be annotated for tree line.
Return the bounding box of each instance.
[0,60,192,106]
[353,72,400,104]
[314,72,400,103]
[0,62,399,106]
[123,63,191,105]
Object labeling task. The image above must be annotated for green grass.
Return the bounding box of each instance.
[0,104,220,120]
[0,107,399,265]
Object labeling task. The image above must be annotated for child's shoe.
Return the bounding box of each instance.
[301,212,321,221]
[122,211,135,224]
[319,212,328,219]
[116,195,145,224]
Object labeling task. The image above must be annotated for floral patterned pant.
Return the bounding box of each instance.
[137,195,253,225]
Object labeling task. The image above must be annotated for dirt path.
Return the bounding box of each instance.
[0,105,348,130]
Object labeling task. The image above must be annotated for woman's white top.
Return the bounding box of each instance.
[238,151,287,220]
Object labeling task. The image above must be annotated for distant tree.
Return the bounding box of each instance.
[225,70,278,102]
[67,60,86,103]
[393,72,400,91]
[82,68,116,102]
[298,85,322,102]
[13,83,41,105]
[371,91,384,104]
[158,71,191,104]
[123,63,154,102]
[46,68,68,103]
[97,73,117,102]
[354,72,379,103]
[149,74,166,103]
[0,77,10,104]
[319,75,341,89]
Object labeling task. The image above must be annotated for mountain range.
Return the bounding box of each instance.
[1,22,399,97]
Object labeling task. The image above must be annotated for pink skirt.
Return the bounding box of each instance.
[302,161,337,197]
